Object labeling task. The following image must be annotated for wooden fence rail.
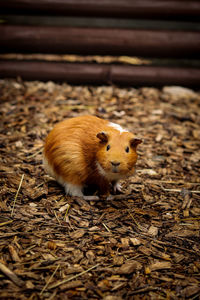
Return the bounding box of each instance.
[1,0,200,20]
[0,0,200,86]
[1,61,200,86]
[1,25,200,58]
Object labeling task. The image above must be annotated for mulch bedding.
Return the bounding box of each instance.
[0,79,200,300]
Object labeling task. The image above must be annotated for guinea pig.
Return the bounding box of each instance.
[43,115,142,197]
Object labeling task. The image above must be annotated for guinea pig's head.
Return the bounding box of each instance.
[96,130,142,181]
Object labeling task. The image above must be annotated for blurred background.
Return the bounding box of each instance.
[0,0,200,86]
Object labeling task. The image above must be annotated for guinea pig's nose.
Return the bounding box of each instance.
[111,161,120,167]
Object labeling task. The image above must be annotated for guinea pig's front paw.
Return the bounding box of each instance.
[113,182,123,194]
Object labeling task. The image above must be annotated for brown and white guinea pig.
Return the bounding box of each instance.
[43,115,142,197]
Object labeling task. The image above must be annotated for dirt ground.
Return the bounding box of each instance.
[0,79,200,299]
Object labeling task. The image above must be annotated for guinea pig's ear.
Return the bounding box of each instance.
[97,131,109,143]
[130,138,142,149]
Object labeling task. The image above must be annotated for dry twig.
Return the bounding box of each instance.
[48,263,100,290]
[0,262,24,287]
[11,174,24,217]
[40,264,60,295]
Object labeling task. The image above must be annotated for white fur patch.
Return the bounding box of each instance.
[109,122,128,134]
[43,156,55,179]
[63,182,83,197]
[43,156,83,197]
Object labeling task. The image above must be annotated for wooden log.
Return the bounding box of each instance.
[1,0,200,20]
[111,65,200,86]
[1,60,200,87]
[0,61,109,84]
[1,25,200,58]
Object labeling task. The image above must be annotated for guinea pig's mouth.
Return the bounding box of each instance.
[96,162,121,179]
[112,168,119,173]
[111,166,120,174]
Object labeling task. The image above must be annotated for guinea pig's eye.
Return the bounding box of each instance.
[106,145,111,151]
[125,146,130,153]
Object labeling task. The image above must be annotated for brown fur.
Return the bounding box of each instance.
[44,115,141,196]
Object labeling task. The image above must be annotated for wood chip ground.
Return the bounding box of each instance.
[0,80,200,299]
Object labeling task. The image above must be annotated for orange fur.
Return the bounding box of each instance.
[44,115,141,196]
